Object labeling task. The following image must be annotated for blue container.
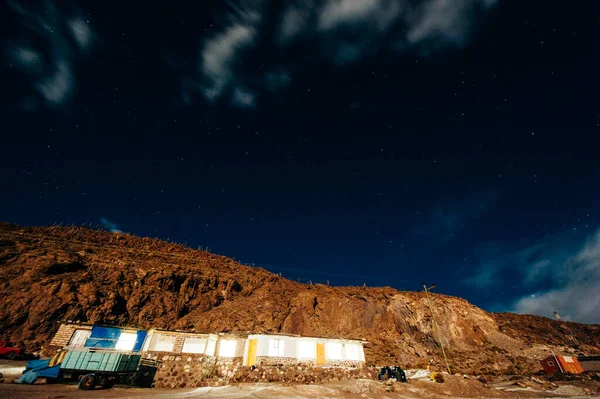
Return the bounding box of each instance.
[62,350,141,373]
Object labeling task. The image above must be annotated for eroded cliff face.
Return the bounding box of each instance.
[1,223,599,374]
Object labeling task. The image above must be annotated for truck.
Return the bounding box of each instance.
[18,326,150,390]
[19,349,142,389]
[0,341,24,360]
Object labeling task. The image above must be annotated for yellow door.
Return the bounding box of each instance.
[246,339,257,366]
[316,343,325,365]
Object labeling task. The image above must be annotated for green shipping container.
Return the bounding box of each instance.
[62,350,141,373]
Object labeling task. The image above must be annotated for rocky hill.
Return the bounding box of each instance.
[0,222,598,374]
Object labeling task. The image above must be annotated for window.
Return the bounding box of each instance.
[69,330,91,348]
[325,342,343,360]
[205,337,217,356]
[345,343,360,361]
[297,340,316,359]
[218,339,237,358]
[547,361,554,366]
[182,337,207,354]
[115,332,138,351]
[268,339,285,357]
[147,333,176,352]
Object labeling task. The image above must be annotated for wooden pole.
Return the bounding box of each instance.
[423,283,452,374]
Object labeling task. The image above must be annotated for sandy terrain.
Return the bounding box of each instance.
[0,377,594,399]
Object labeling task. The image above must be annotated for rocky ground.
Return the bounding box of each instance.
[1,223,599,375]
[2,358,600,398]
[0,373,599,399]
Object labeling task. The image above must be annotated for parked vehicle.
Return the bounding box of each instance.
[17,326,149,390]
[19,349,143,389]
[0,341,23,360]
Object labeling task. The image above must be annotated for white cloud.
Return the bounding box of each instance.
[406,0,498,52]
[198,2,264,106]
[68,18,93,51]
[407,0,468,45]
[231,88,256,108]
[10,47,44,75]
[466,227,600,324]
[37,60,74,105]
[513,229,600,324]
[100,217,123,234]
[514,281,600,325]
[187,0,497,107]
[7,1,95,107]
[202,23,256,101]
[279,5,313,43]
[319,0,390,31]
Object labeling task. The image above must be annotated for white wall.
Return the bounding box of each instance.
[243,335,365,363]
[205,335,218,356]
[248,335,297,358]
[147,333,176,352]
[218,338,238,357]
[297,338,317,359]
[181,337,207,354]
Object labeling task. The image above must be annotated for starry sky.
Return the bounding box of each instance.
[2,0,600,323]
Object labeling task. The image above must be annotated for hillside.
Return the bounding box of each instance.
[0,222,598,374]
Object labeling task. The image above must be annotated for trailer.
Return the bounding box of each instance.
[18,325,148,390]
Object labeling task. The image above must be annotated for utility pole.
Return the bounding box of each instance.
[423,283,451,374]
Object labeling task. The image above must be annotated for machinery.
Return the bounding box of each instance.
[378,365,407,382]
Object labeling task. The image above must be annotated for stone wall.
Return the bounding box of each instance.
[48,324,92,348]
[143,352,220,388]
[144,351,244,388]
[327,359,365,368]
[49,324,76,348]
[145,349,377,389]
[256,356,297,366]
[229,365,378,384]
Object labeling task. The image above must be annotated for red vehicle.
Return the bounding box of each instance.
[0,341,23,360]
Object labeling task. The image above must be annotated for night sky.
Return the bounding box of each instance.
[2,1,599,323]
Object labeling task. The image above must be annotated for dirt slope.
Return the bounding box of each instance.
[0,223,598,374]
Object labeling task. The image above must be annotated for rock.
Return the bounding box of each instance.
[2,223,600,377]
[553,384,587,396]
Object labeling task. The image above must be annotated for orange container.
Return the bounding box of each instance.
[540,355,584,374]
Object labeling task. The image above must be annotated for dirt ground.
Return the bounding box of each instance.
[0,359,29,379]
[0,376,595,399]
[2,359,598,399]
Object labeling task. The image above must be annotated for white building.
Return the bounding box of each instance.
[242,334,365,367]
[51,323,365,368]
